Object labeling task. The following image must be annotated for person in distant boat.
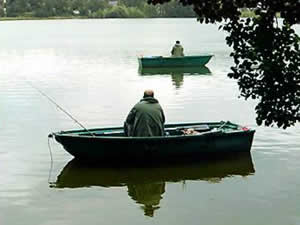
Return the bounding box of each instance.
[171,40,184,57]
[124,89,165,137]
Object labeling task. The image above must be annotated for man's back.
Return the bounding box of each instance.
[171,42,184,57]
[125,95,165,137]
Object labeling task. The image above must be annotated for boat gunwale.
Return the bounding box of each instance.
[138,55,214,60]
[55,130,255,141]
[53,121,255,140]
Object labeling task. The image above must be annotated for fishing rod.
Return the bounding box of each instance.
[27,81,95,137]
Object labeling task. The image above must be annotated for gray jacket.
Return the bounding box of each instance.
[124,97,165,137]
[171,44,184,57]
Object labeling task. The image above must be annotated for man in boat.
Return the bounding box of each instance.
[124,89,165,137]
[171,40,184,57]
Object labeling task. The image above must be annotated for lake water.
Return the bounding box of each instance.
[0,18,299,225]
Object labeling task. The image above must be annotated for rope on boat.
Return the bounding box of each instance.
[217,121,228,130]
[26,81,95,137]
[48,135,54,163]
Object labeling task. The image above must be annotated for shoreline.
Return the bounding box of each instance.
[0,16,89,21]
[0,12,257,21]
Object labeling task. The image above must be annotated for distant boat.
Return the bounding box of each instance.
[138,55,213,68]
[51,121,255,163]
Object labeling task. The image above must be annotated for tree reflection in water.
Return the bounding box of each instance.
[52,152,255,217]
[138,66,212,89]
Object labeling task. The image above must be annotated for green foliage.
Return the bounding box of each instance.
[126,7,145,18]
[102,5,129,18]
[239,8,256,18]
[0,1,4,17]
[224,17,300,128]
[119,0,145,8]
[4,0,195,18]
[72,0,109,16]
[6,0,29,17]
[141,3,159,17]
[89,9,104,18]
[33,0,57,17]
[158,1,195,17]
[148,0,300,128]
[100,5,145,18]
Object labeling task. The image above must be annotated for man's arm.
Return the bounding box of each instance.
[125,108,136,125]
[161,108,165,124]
[124,107,136,136]
[171,47,174,55]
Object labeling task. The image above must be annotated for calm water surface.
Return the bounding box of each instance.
[0,19,299,225]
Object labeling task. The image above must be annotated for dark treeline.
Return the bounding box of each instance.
[2,0,196,18]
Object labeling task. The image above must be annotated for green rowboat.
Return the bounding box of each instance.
[51,121,255,163]
[138,55,213,68]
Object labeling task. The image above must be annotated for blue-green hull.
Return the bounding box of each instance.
[138,55,213,68]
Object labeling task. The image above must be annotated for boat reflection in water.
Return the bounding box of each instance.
[53,152,255,217]
[138,66,212,89]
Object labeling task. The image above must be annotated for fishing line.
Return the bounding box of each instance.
[26,80,95,136]
[47,136,54,185]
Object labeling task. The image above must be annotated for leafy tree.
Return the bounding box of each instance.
[6,0,29,16]
[141,2,159,17]
[0,1,5,17]
[52,0,72,16]
[33,0,57,17]
[71,0,89,15]
[119,0,146,8]
[126,7,145,18]
[86,0,108,13]
[148,0,300,128]
[4,0,198,18]
[159,1,195,17]
[103,5,129,18]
